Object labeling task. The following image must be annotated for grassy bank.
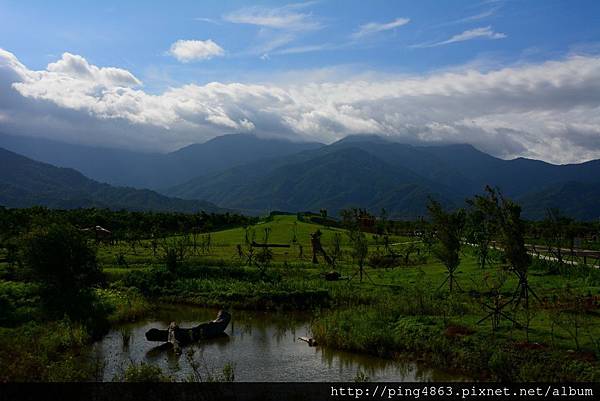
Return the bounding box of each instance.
[311,305,600,382]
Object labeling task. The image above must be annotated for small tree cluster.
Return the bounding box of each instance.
[19,223,105,322]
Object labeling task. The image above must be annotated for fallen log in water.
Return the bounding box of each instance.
[145,310,231,345]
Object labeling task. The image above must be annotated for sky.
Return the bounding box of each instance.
[1,0,600,163]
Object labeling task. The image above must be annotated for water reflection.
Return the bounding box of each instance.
[92,306,464,382]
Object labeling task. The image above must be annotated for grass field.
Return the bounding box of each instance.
[98,215,411,268]
[2,214,600,381]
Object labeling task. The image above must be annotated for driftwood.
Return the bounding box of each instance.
[168,321,181,353]
[298,336,318,346]
[80,225,112,243]
[145,310,231,346]
[324,271,341,281]
[251,241,290,248]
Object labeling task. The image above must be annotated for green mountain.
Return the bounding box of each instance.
[3,132,598,220]
[167,135,600,220]
[0,147,224,213]
[169,146,459,217]
[518,181,600,221]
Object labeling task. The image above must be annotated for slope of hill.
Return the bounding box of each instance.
[0,133,323,189]
[518,181,600,221]
[0,147,224,213]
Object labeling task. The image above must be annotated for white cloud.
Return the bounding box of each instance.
[194,17,220,24]
[223,3,322,57]
[224,3,321,31]
[414,26,506,48]
[39,52,141,87]
[2,48,600,163]
[444,26,506,43]
[168,40,225,62]
[351,17,410,39]
[276,43,334,55]
[440,6,500,26]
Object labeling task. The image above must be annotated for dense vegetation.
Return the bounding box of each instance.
[1,198,600,382]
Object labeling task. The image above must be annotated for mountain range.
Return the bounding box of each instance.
[0,147,224,213]
[0,132,322,190]
[165,135,600,220]
[1,133,599,220]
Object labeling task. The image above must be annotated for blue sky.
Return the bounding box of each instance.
[2,0,599,89]
[1,1,600,163]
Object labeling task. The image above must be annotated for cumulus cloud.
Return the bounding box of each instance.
[1,48,600,163]
[351,18,410,39]
[168,39,225,62]
[414,26,506,48]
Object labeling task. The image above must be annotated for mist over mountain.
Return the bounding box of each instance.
[0,147,224,213]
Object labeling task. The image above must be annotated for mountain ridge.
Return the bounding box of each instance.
[2,133,599,220]
[0,132,323,189]
[167,135,600,220]
[0,147,225,213]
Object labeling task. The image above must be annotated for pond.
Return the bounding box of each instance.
[92,305,464,382]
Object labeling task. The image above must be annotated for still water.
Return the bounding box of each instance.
[92,305,463,382]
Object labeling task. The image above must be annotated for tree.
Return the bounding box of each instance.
[341,208,370,282]
[160,235,190,273]
[377,208,388,235]
[20,223,103,319]
[497,195,535,310]
[327,232,343,267]
[254,227,273,276]
[476,270,519,331]
[348,229,369,282]
[541,208,575,267]
[427,199,466,293]
[466,186,500,270]
[340,208,359,231]
[241,226,256,266]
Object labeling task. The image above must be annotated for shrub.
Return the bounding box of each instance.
[121,362,170,382]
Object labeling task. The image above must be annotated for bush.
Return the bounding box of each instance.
[121,268,175,296]
[0,280,40,326]
[121,363,170,382]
